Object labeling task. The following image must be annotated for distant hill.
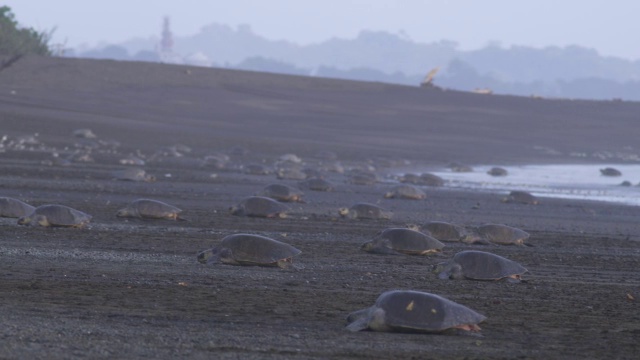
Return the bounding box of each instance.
[70,23,640,101]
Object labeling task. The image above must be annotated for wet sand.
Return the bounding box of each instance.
[0,56,639,359]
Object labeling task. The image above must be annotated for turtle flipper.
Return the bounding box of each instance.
[345,316,370,332]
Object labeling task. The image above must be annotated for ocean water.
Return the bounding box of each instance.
[425,164,640,206]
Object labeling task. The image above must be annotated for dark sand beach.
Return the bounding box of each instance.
[1,56,639,359]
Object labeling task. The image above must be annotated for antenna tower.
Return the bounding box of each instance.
[160,16,173,53]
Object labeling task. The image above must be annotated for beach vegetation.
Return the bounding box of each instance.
[0,6,52,57]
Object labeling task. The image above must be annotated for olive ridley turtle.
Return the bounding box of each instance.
[502,190,539,205]
[18,204,92,228]
[116,199,185,220]
[433,250,528,282]
[384,184,426,200]
[229,196,291,218]
[0,197,35,218]
[339,203,392,220]
[473,223,531,246]
[197,234,301,268]
[346,290,486,333]
[361,228,444,255]
[258,184,305,203]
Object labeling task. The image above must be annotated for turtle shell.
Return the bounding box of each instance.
[419,173,445,187]
[348,173,378,185]
[276,168,307,180]
[346,290,486,333]
[18,204,92,227]
[229,196,290,218]
[117,199,183,220]
[113,168,155,182]
[243,164,272,175]
[363,228,444,255]
[0,197,35,218]
[259,184,304,202]
[475,224,530,245]
[502,191,539,205]
[445,250,528,280]
[198,234,301,267]
[487,167,508,176]
[384,185,426,200]
[424,221,469,242]
[398,173,421,184]
[341,203,392,220]
[600,167,621,176]
[298,178,334,192]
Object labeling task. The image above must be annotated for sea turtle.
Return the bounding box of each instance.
[302,167,324,179]
[119,155,146,166]
[472,223,531,246]
[229,196,291,218]
[116,199,185,220]
[243,163,272,175]
[448,162,473,173]
[320,161,345,174]
[346,290,486,333]
[112,168,156,182]
[17,204,92,228]
[258,184,305,203]
[384,184,426,200]
[347,172,378,185]
[361,228,444,255]
[72,128,97,139]
[339,203,393,220]
[419,173,445,187]
[197,233,301,268]
[398,173,422,184]
[0,197,35,218]
[276,167,307,180]
[201,153,229,169]
[600,167,622,176]
[278,153,302,163]
[487,167,508,176]
[298,178,334,192]
[432,250,528,282]
[423,221,465,241]
[502,190,539,205]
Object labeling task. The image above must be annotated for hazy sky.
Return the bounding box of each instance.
[5,0,640,60]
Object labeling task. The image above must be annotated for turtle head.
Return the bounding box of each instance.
[196,249,215,264]
[197,247,229,265]
[360,241,375,252]
[431,261,452,279]
[18,215,49,227]
[432,261,463,280]
[228,205,240,215]
[460,230,487,245]
[338,207,350,217]
[145,175,156,182]
[383,191,394,199]
[116,207,135,218]
[405,223,421,231]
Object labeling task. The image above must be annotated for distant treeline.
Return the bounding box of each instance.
[70,24,640,101]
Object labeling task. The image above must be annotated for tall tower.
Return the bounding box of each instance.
[158,16,182,64]
[160,16,173,53]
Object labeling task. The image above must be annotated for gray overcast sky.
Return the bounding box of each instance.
[5,0,640,60]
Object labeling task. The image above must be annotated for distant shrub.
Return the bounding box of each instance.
[0,6,52,57]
